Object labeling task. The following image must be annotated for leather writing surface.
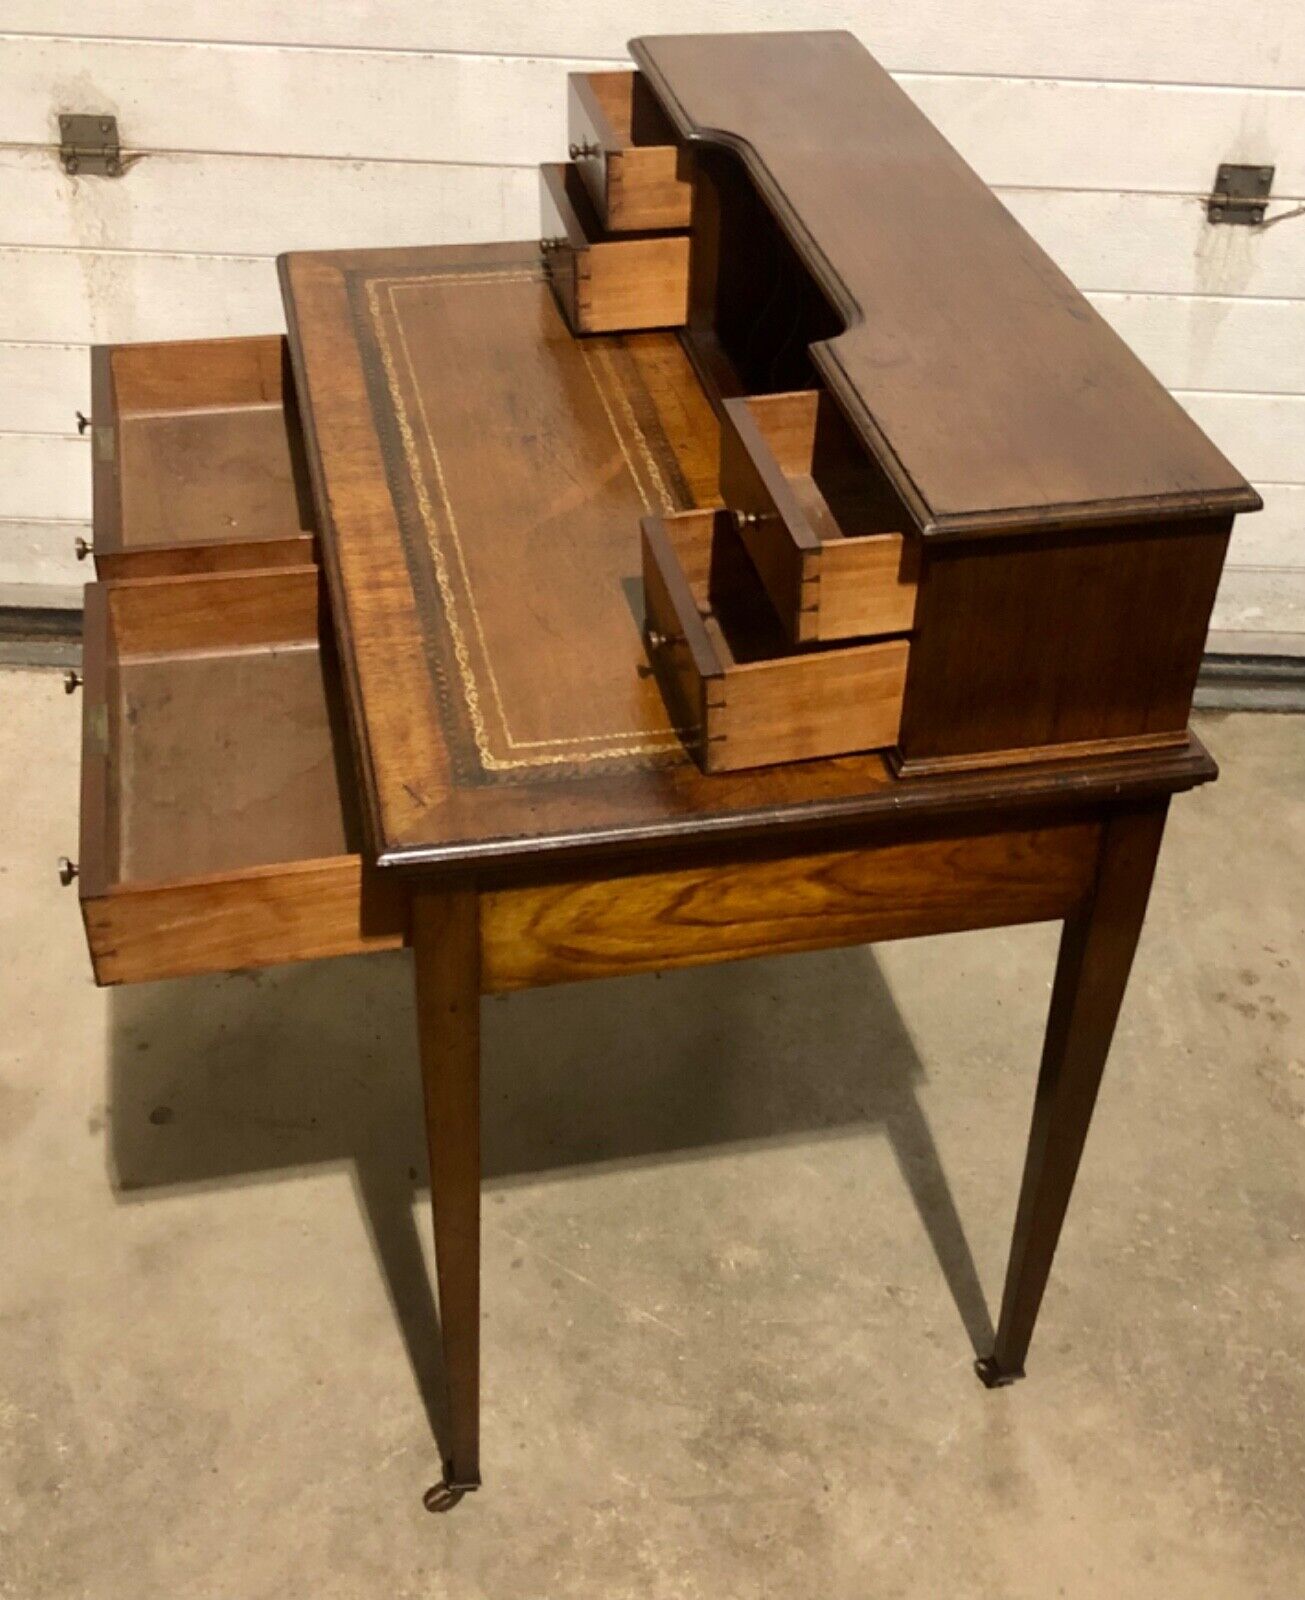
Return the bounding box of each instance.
[358,260,691,778]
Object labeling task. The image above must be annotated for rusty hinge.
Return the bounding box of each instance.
[1207,163,1274,226]
[59,113,123,177]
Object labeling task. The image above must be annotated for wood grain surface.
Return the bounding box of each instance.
[82,858,405,986]
[568,71,693,233]
[539,162,690,334]
[280,241,1222,877]
[985,800,1170,1379]
[482,820,1099,990]
[641,509,908,772]
[719,389,917,643]
[896,517,1233,769]
[93,334,316,577]
[633,31,1261,539]
[413,889,483,1491]
[77,565,404,985]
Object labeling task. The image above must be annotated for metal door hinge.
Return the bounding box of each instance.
[59,113,123,177]
[1207,163,1273,226]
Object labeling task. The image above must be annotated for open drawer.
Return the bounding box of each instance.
[720,390,920,645]
[567,69,693,232]
[540,163,690,335]
[88,335,317,579]
[74,566,405,985]
[642,509,909,773]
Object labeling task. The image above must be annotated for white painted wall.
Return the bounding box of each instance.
[0,4,1301,650]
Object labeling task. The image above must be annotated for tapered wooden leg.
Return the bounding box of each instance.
[412,888,482,1505]
[977,801,1169,1388]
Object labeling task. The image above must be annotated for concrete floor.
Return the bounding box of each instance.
[1,666,1303,1600]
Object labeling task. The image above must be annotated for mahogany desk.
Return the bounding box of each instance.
[70,32,1256,1510]
[276,242,1211,1506]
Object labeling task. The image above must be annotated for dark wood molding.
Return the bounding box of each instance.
[631,31,1261,540]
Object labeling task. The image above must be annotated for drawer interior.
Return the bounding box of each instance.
[721,389,919,643]
[95,336,317,575]
[79,566,404,984]
[727,390,909,542]
[642,509,909,772]
[568,70,693,233]
[105,595,357,886]
[576,70,681,155]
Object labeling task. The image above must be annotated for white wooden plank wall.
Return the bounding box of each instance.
[0,6,1302,651]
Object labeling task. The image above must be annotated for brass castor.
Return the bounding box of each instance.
[974,1355,1025,1389]
[423,1478,477,1513]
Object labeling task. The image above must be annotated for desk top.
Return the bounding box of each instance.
[281,242,1213,878]
[633,31,1258,540]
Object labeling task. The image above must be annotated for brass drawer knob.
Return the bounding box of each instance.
[64,669,83,694]
[58,857,79,886]
[74,536,93,561]
[569,140,600,160]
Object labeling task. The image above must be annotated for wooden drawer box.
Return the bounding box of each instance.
[540,163,690,335]
[75,566,404,985]
[720,390,919,645]
[567,70,693,233]
[88,335,316,578]
[642,509,908,772]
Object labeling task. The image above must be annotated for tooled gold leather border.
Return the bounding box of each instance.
[365,267,686,772]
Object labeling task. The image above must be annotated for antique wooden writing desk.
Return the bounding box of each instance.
[67,34,1258,1507]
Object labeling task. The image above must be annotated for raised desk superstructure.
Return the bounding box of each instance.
[66,33,1255,1506]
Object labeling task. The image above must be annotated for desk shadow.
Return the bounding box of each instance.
[106,944,994,1458]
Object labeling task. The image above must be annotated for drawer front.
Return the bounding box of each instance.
[567,73,619,228]
[719,394,819,642]
[640,512,714,754]
[568,70,693,233]
[75,568,405,985]
[89,335,317,579]
[540,164,690,335]
[642,510,908,773]
[721,392,918,645]
[81,859,405,986]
